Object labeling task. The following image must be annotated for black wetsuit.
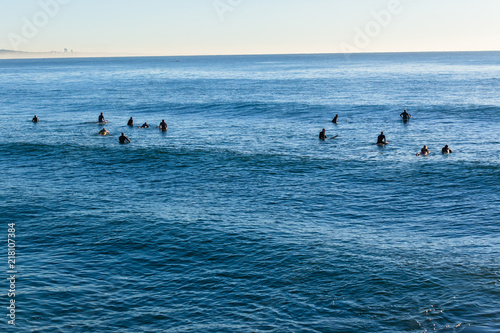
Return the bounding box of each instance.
[119,135,130,144]
[377,134,386,144]
[400,112,411,121]
[32,117,39,123]
[319,131,327,140]
[127,119,133,126]
[159,121,167,130]
[99,115,105,123]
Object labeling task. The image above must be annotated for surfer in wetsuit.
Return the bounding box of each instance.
[32,115,39,123]
[119,133,130,144]
[442,145,453,154]
[332,114,339,124]
[98,128,109,136]
[319,129,327,141]
[416,145,430,156]
[159,119,167,131]
[400,109,411,122]
[98,112,105,123]
[139,122,149,128]
[127,117,134,126]
[377,132,387,145]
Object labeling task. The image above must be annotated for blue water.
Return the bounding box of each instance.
[0,52,499,332]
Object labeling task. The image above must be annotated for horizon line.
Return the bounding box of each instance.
[1,49,499,61]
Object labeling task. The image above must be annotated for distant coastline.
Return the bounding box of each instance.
[1,49,499,60]
[0,49,79,60]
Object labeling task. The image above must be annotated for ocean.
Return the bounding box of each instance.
[0,52,499,332]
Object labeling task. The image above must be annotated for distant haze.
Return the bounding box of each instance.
[1,0,499,58]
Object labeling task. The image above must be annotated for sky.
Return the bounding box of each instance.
[0,0,499,56]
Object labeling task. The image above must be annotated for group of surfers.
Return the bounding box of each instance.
[319,110,453,156]
[32,113,168,144]
[96,113,168,144]
[32,110,453,153]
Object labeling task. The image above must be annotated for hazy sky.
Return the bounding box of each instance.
[1,0,499,55]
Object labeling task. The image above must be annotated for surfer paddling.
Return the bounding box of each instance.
[98,128,109,136]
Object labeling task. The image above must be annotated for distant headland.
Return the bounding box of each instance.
[0,49,80,59]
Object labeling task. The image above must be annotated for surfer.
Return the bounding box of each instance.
[319,129,327,141]
[127,117,134,126]
[139,122,149,128]
[332,114,339,124]
[400,109,412,122]
[119,133,130,144]
[442,145,453,154]
[159,119,168,131]
[377,132,387,145]
[416,145,430,156]
[32,115,39,123]
[98,128,109,136]
[98,112,106,123]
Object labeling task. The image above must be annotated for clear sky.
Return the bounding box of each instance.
[1,0,499,55]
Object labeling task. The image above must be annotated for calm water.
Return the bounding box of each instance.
[0,52,499,332]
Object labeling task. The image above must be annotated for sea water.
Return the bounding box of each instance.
[0,52,499,332]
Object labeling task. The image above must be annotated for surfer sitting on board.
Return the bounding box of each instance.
[416,145,430,156]
[442,145,453,154]
[98,128,109,136]
[98,112,106,123]
[127,117,134,126]
[139,122,149,128]
[377,132,388,145]
[119,133,130,144]
[32,115,39,123]
[332,114,339,124]
[400,109,411,121]
[159,119,168,131]
[319,129,327,141]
